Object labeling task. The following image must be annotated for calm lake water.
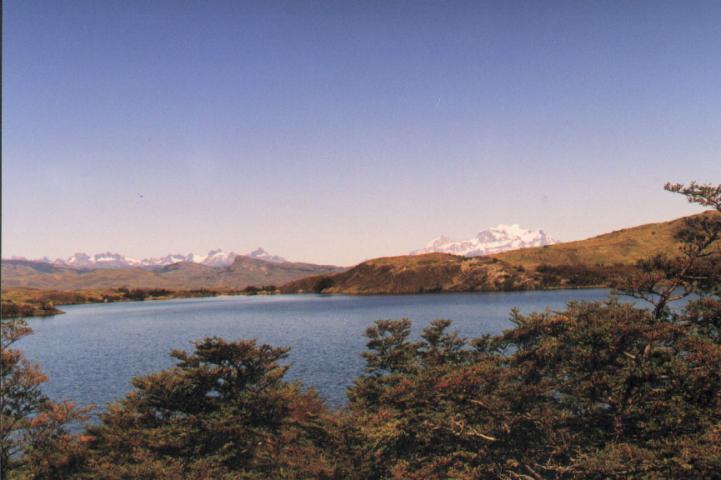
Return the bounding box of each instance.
[19,289,613,410]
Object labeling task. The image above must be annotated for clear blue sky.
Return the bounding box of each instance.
[3,1,720,265]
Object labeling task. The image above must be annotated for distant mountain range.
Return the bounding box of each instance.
[6,248,287,270]
[1,255,343,291]
[7,224,557,271]
[411,224,558,257]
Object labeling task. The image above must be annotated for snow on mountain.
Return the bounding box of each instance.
[61,253,93,268]
[58,252,141,269]
[18,248,288,269]
[140,254,193,267]
[247,247,287,264]
[411,224,558,257]
[187,253,207,264]
[202,249,241,267]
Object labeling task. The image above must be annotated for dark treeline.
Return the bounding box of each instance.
[535,263,637,288]
[0,301,62,319]
[117,287,227,301]
[1,288,228,319]
[242,285,278,295]
[2,183,720,479]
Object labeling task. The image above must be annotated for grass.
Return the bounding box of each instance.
[491,213,711,269]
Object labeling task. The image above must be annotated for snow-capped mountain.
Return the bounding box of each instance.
[247,248,287,264]
[200,249,241,267]
[62,252,142,269]
[411,224,558,257]
[140,254,193,267]
[8,248,289,269]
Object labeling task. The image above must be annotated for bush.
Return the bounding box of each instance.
[0,319,89,479]
[313,277,335,293]
[73,338,352,479]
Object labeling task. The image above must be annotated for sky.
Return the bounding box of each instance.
[3,0,720,266]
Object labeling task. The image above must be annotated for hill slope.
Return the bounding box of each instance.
[492,214,703,268]
[283,213,714,295]
[282,253,533,294]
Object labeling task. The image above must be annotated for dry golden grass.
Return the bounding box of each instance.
[492,213,716,269]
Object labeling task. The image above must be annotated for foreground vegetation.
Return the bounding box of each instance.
[2,182,719,479]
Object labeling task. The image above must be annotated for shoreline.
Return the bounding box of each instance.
[0,287,279,319]
[1,284,613,319]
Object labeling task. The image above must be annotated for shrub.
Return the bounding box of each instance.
[74,338,351,479]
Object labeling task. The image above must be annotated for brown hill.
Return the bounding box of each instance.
[282,213,714,295]
[1,257,343,291]
[281,253,533,294]
[492,213,707,268]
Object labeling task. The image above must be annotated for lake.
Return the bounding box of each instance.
[19,289,614,410]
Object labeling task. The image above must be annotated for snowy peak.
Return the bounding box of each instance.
[202,249,241,267]
[142,254,192,267]
[412,224,558,257]
[62,252,141,269]
[424,236,453,249]
[247,247,287,264]
[17,247,289,269]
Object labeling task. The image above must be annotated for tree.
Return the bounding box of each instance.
[313,277,335,294]
[1,319,89,479]
[617,182,721,320]
[74,337,351,479]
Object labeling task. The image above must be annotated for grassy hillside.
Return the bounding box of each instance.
[492,213,707,268]
[282,253,534,294]
[283,213,714,295]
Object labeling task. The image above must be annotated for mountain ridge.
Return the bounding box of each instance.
[1,255,343,291]
[411,224,558,257]
[5,247,288,270]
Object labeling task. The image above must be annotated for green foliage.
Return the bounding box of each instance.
[1,319,89,479]
[536,263,635,288]
[614,182,721,320]
[118,288,173,301]
[345,301,721,478]
[313,277,335,293]
[243,285,278,295]
[72,337,350,479]
[0,300,62,318]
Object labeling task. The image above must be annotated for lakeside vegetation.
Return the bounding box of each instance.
[0,286,280,319]
[1,182,720,479]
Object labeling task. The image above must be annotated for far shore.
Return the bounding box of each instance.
[0,286,280,319]
[1,283,613,319]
